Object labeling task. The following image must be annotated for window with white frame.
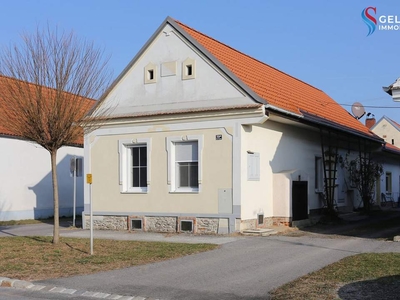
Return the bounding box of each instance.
[175,141,199,188]
[119,139,151,193]
[166,136,203,192]
[131,145,147,189]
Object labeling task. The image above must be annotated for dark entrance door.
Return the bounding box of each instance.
[292,181,308,221]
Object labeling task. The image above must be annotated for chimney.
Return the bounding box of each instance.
[366,117,376,129]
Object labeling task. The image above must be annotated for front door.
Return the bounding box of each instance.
[292,181,308,221]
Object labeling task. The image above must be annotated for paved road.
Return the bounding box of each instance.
[36,235,400,300]
[1,222,400,300]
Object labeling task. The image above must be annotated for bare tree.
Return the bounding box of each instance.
[0,25,111,244]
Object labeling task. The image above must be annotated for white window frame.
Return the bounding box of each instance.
[166,135,203,193]
[118,138,151,193]
[315,156,324,193]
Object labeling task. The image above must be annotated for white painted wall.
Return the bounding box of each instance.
[371,118,400,148]
[240,121,323,221]
[0,137,84,221]
[101,24,253,117]
[379,155,400,203]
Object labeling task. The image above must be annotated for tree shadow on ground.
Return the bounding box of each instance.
[338,275,400,300]
[291,209,400,240]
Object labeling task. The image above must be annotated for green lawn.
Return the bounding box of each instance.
[0,236,218,281]
[270,253,400,300]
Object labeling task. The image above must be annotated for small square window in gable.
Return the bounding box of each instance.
[144,62,157,84]
[182,58,195,80]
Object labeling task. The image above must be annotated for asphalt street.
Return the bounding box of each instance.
[38,235,400,300]
[1,223,400,300]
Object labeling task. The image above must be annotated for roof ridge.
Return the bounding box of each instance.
[173,19,323,93]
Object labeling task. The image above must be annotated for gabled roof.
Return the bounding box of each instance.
[95,17,381,142]
[169,18,379,140]
[0,75,95,146]
[370,115,400,132]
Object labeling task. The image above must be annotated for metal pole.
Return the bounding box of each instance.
[73,156,76,227]
[90,182,93,255]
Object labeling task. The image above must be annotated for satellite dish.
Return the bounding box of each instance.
[351,102,366,119]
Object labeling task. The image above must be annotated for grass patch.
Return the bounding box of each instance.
[0,216,74,226]
[270,253,400,300]
[0,236,218,281]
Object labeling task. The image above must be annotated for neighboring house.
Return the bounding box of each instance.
[377,143,400,204]
[0,76,90,221]
[83,17,399,234]
[369,116,400,148]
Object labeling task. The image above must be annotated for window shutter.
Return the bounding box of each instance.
[247,152,260,181]
[175,141,198,161]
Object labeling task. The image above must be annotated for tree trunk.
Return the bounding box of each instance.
[50,149,60,244]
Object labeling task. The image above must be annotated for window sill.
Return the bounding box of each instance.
[121,188,148,194]
[170,188,199,194]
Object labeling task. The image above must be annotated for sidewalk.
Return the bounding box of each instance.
[60,228,241,245]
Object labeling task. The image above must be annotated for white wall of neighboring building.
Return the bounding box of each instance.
[379,155,400,203]
[0,136,84,221]
[371,117,400,148]
[240,120,323,221]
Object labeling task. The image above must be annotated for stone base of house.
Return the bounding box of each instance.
[83,215,233,234]
[83,214,295,234]
[239,216,292,231]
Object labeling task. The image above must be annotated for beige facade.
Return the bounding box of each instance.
[371,117,400,148]
[89,127,233,214]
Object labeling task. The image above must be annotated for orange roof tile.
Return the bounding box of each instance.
[384,142,400,154]
[389,117,400,130]
[174,20,376,138]
[0,75,95,146]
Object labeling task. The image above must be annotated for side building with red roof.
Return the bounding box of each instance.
[0,76,87,221]
[83,17,400,233]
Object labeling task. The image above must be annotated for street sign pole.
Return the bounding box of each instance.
[73,156,76,227]
[87,173,93,255]
[90,182,93,255]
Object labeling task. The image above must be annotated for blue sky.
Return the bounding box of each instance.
[1,0,400,122]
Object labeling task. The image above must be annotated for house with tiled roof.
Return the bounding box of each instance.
[369,116,400,148]
[0,75,92,221]
[83,17,399,233]
[366,115,400,201]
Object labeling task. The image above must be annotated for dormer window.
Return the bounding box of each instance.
[144,63,157,84]
[182,58,195,80]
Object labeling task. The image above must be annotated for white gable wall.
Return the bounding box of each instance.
[0,137,84,221]
[371,118,400,148]
[240,121,323,223]
[102,24,253,117]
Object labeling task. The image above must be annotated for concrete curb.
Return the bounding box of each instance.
[0,277,161,300]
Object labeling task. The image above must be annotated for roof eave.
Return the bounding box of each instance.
[300,111,383,144]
